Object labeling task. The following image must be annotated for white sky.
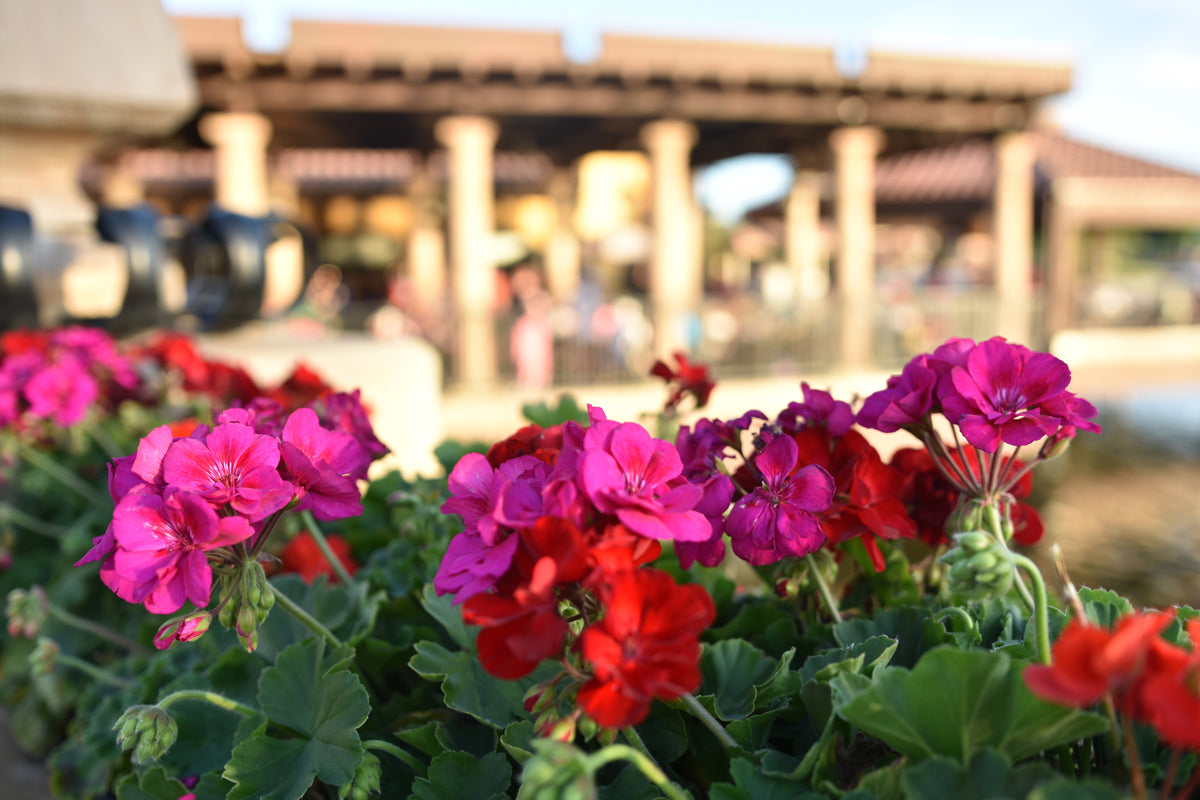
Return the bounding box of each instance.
[163,0,1200,221]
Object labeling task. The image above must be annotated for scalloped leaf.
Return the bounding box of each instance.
[409,751,511,800]
[223,640,371,800]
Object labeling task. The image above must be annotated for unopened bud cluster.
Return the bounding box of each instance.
[940,530,1015,598]
[113,705,178,764]
[6,586,47,638]
[217,561,275,652]
[338,751,382,800]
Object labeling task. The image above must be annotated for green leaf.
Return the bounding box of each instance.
[410,751,512,800]
[521,393,588,427]
[833,607,949,668]
[223,640,371,800]
[839,647,1108,765]
[409,640,535,729]
[598,763,663,800]
[396,720,451,759]
[1078,587,1134,628]
[635,701,689,762]
[901,748,1059,800]
[500,720,537,765]
[113,766,190,800]
[708,757,823,800]
[699,640,778,720]
[419,582,474,649]
[1025,778,1130,799]
[798,635,898,683]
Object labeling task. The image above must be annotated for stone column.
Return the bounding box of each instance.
[1043,180,1083,342]
[641,119,701,357]
[407,167,446,310]
[544,166,581,303]
[199,112,273,216]
[829,126,884,369]
[435,115,499,387]
[993,132,1035,344]
[786,169,826,301]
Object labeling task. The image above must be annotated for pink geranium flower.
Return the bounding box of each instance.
[24,356,98,426]
[727,434,834,565]
[433,529,520,604]
[940,337,1087,452]
[579,421,710,542]
[279,408,368,520]
[161,421,294,520]
[110,487,255,613]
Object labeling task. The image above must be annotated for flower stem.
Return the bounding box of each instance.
[267,582,343,649]
[804,553,843,624]
[588,744,692,800]
[15,441,108,507]
[679,692,739,749]
[157,689,258,718]
[933,606,977,638]
[1160,747,1183,800]
[1011,553,1051,665]
[364,739,426,775]
[55,653,131,690]
[299,510,355,586]
[0,503,69,538]
[48,603,152,658]
[1121,710,1147,800]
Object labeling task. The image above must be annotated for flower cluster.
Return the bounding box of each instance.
[76,396,380,624]
[0,327,139,428]
[1025,610,1200,750]
[437,408,717,728]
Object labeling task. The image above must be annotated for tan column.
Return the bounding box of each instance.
[993,132,1035,344]
[641,119,701,358]
[829,126,884,369]
[199,112,272,216]
[1043,181,1083,340]
[407,168,446,309]
[544,167,581,303]
[435,115,499,387]
[786,169,826,300]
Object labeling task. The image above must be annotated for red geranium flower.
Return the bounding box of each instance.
[650,352,715,412]
[279,531,358,583]
[576,568,715,728]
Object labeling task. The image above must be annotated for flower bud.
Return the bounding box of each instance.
[519,740,596,800]
[153,611,212,651]
[337,751,381,800]
[28,637,58,677]
[113,705,178,764]
[236,606,258,653]
[6,586,47,638]
[939,531,1015,599]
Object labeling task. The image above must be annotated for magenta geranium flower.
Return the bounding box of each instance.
[24,356,98,426]
[110,487,255,613]
[280,408,369,520]
[433,529,520,604]
[779,383,855,436]
[940,337,1084,452]
[727,434,835,565]
[161,421,294,520]
[579,421,710,542]
[857,355,939,433]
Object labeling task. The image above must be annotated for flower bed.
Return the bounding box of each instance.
[0,327,1196,800]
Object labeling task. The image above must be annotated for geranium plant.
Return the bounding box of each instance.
[3,331,1198,800]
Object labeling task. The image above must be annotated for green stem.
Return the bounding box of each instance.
[364,739,426,776]
[587,744,692,800]
[794,709,838,781]
[679,692,738,749]
[55,653,131,689]
[805,553,843,624]
[86,423,126,461]
[299,510,355,586]
[0,503,70,538]
[1121,711,1147,800]
[267,583,343,649]
[157,689,258,718]
[16,441,108,506]
[47,603,152,658]
[983,503,1036,611]
[1011,553,1051,665]
[933,606,977,637]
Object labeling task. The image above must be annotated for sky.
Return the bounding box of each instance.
[162,0,1200,221]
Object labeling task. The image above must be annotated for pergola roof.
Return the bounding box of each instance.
[171,15,1072,166]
